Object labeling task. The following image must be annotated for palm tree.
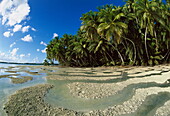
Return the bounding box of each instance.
[45,0,170,67]
[97,6,127,43]
[134,0,154,60]
[97,5,128,65]
[88,38,115,66]
[80,11,100,40]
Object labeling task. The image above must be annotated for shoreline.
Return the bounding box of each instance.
[3,84,83,116]
[2,64,170,116]
[4,83,170,116]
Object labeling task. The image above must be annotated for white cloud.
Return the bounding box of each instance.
[53,33,58,38]
[41,48,47,53]
[21,26,36,33]
[10,42,16,48]
[27,53,31,56]
[0,51,29,63]
[21,34,33,42]
[3,31,13,37]
[40,41,47,46]
[37,49,40,52]
[0,0,13,25]
[10,48,19,56]
[0,51,18,62]
[31,27,36,31]
[3,31,10,37]
[13,24,22,32]
[20,54,25,58]
[33,57,39,63]
[22,25,30,33]
[0,51,39,63]
[0,52,5,56]
[0,0,30,26]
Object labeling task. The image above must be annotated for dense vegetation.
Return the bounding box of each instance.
[45,0,170,67]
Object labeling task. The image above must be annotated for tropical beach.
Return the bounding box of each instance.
[0,0,170,115]
[0,64,170,116]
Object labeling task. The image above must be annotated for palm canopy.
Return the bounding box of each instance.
[46,0,170,67]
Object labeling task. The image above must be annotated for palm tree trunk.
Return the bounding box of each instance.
[104,52,109,61]
[81,58,86,66]
[106,51,114,63]
[110,44,125,65]
[117,49,125,65]
[145,26,149,60]
[162,50,170,61]
[124,37,137,65]
[90,54,99,66]
[154,31,159,52]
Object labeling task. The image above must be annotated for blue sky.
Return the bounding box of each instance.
[0,0,129,63]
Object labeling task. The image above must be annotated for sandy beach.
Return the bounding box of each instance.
[1,64,170,116]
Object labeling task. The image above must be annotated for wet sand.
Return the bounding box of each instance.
[2,64,170,116]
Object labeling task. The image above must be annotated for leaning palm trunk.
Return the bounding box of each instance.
[90,54,99,66]
[110,44,125,65]
[117,49,125,65]
[144,26,149,60]
[123,37,137,65]
[106,51,115,64]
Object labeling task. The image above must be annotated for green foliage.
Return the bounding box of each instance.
[43,59,50,66]
[45,0,170,67]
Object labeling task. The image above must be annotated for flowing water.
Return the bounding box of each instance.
[0,63,170,116]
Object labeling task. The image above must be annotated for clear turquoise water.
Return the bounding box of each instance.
[45,79,170,112]
[45,67,170,115]
[0,63,46,116]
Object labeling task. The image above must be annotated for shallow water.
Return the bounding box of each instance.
[45,79,170,112]
[124,92,170,116]
[0,63,46,116]
[1,64,170,116]
[45,67,170,114]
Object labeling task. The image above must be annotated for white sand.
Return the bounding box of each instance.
[88,87,170,116]
[68,71,170,99]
